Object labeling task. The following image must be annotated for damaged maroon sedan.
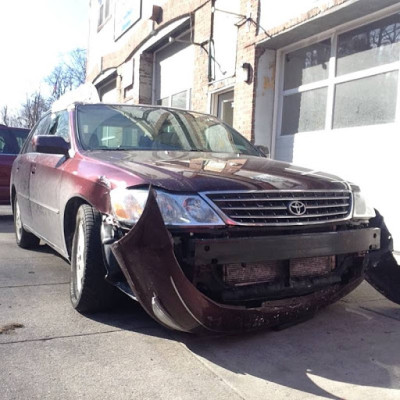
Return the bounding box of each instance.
[10,103,400,333]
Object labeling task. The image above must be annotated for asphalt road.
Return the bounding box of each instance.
[1,205,400,400]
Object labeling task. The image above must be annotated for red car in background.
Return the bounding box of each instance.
[0,125,29,204]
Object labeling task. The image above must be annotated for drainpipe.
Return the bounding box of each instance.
[208,0,216,82]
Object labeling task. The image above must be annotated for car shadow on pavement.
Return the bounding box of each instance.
[0,214,61,256]
[0,214,14,234]
[85,296,162,333]
[85,295,400,399]
[174,304,400,399]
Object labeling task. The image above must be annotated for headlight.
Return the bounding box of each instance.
[353,189,375,219]
[110,188,224,226]
[110,188,148,225]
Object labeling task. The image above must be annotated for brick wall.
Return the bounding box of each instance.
[138,53,153,104]
[87,0,210,83]
[87,0,358,142]
[87,0,260,141]
[191,1,212,112]
[231,0,259,141]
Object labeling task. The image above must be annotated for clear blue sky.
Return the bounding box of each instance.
[0,0,89,111]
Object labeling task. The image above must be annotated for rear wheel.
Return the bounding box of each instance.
[14,195,40,249]
[70,204,119,312]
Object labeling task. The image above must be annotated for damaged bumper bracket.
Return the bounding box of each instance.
[365,210,400,305]
[110,189,377,334]
[194,228,380,265]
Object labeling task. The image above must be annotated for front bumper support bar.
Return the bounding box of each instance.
[193,228,380,265]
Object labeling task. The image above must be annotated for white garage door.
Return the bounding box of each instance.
[154,32,194,109]
[98,79,118,103]
[274,12,400,252]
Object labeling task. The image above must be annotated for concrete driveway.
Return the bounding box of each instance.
[1,205,399,400]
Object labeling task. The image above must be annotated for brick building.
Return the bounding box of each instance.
[86,0,400,250]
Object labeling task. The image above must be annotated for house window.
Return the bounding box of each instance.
[98,0,111,29]
[215,90,234,126]
[157,89,192,110]
[98,78,118,102]
[279,13,400,135]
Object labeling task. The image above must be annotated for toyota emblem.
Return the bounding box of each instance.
[288,200,307,216]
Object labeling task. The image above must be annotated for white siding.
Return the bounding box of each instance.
[259,0,326,31]
[154,35,194,107]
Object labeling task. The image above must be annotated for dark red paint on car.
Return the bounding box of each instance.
[10,103,400,334]
[0,125,29,204]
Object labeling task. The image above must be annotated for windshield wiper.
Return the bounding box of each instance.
[187,148,209,152]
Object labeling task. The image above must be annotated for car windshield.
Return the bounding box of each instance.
[76,104,259,155]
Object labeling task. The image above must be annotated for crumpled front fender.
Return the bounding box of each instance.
[111,189,364,334]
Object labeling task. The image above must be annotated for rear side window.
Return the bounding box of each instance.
[0,128,29,155]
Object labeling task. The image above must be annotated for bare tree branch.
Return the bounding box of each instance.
[1,48,87,129]
[18,92,49,129]
[46,48,87,103]
[0,105,25,127]
[67,48,87,85]
[0,105,9,126]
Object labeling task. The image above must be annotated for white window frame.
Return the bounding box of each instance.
[209,86,235,116]
[272,3,400,156]
[98,0,112,30]
[157,89,192,110]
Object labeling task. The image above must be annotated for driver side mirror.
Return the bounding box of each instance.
[33,135,70,157]
[255,145,270,158]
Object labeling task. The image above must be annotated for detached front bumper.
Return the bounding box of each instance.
[111,191,381,334]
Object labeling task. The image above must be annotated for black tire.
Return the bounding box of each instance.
[14,195,40,249]
[70,204,119,313]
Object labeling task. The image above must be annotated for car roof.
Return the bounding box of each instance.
[61,102,218,120]
[0,124,29,133]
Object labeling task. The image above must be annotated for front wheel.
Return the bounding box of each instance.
[70,204,119,312]
[14,195,40,249]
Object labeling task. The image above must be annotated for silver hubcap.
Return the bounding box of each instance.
[15,200,22,241]
[75,222,85,295]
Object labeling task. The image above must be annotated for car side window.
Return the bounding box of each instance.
[15,131,29,151]
[48,111,70,142]
[0,129,28,155]
[0,132,6,153]
[0,130,18,154]
[24,114,51,153]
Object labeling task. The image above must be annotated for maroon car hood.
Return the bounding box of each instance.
[87,150,349,192]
